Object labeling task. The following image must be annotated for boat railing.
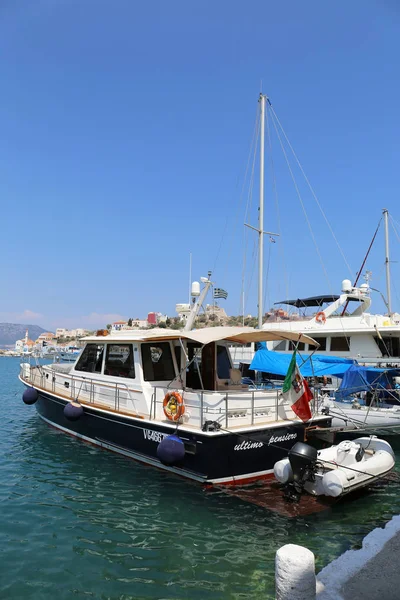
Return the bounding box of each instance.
[20,363,143,416]
[151,386,286,428]
[20,364,296,426]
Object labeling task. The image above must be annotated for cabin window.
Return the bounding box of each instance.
[75,344,104,373]
[297,342,305,351]
[274,340,287,351]
[312,336,326,350]
[217,345,231,379]
[330,336,350,351]
[142,342,175,381]
[186,343,202,389]
[104,344,135,379]
[374,336,400,358]
[174,345,181,373]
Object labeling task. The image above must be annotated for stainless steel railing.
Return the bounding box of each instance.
[21,364,142,416]
[21,364,287,426]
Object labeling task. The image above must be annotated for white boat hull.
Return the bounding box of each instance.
[327,401,400,433]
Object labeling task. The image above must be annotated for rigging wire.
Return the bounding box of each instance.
[269,110,333,292]
[265,103,289,306]
[216,106,260,292]
[340,218,382,316]
[263,240,272,312]
[268,103,354,279]
[389,215,400,309]
[240,113,260,317]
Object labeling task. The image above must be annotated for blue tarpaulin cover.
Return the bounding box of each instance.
[336,364,400,399]
[249,348,355,377]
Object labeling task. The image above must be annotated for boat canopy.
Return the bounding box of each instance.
[336,364,400,399]
[250,347,354,377]
[272,294,360,308]
[83,326,319,347]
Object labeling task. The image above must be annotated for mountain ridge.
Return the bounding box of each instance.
[0,323,49,346]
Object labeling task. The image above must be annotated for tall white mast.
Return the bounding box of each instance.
[383,208,392,315]
[258,93,266,329]
[245,94,278,327]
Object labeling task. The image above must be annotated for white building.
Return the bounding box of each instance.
[131,319,148,329]
[111,321,128,331]
[56,328,89,339]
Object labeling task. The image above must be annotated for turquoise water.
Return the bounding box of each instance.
[2,357,400,600]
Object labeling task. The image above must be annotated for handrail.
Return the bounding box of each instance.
[23,366,302,426]
[150,385,287,426]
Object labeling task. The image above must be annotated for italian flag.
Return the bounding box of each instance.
[282,350,313,422]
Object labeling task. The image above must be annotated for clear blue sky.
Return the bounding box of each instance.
[1,0,399,330]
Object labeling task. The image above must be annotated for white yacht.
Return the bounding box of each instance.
[19,326,331,485]
[261,279,400,367]
[18,94,332,485]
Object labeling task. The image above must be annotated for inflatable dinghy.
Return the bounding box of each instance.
[274,436,395,499]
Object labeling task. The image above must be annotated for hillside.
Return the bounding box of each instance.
[0,323,49,346]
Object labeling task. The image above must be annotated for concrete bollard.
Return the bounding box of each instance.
[275,544,316,600]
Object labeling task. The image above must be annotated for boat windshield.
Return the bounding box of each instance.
[141,342,176,381]
[75,344,104,373]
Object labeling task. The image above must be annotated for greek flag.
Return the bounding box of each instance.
[214,288,228,300]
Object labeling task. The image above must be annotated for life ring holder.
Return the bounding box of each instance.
[315,311,326,324]
[163,391,185,422]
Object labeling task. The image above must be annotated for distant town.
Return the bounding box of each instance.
[0,304,291,356]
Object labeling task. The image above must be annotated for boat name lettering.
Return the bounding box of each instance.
[268,433,297,445]
[234,440,263,451]
[143,429,168,443]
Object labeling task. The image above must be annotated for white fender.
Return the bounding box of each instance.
[274,458,293,484]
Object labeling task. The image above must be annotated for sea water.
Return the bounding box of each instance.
[1,357,400,600]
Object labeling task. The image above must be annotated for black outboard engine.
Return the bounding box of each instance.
[284,442,318,502]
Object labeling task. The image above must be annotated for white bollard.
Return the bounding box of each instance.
[275,544,316,600]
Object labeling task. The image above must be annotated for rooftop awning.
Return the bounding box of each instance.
[274,295,340,308]
[83,326,320,347]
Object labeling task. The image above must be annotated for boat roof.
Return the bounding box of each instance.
[83,326,319,347]
[274,295,343,308]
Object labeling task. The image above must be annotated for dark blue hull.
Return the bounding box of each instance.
[29,387,331,484]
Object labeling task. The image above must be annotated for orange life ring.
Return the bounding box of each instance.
[163,391,185,422]
[316,311,326,324]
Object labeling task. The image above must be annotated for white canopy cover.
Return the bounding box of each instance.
[83,326,319,347]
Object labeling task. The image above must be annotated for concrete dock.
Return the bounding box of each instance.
[316,515,400,600]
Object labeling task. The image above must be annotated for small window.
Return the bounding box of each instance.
[75,344,104,373]
[330,336,350,351]
[217,345,231,379]
[274,340,287,351]
[104,344,135,379]
[174,345,181,373]
[297,342,305,351]
[312,337,326,350]
[142,342,175,381]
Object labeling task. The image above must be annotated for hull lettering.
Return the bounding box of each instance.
[234,440,263,451]
[268,432,297,446]
[143,429,168,443]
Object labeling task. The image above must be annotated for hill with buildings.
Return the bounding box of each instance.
[0,323,49,346]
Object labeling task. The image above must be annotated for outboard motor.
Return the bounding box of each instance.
[288,442,318,482]
[285,442,318,502]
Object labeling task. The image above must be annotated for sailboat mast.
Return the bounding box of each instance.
[258,93,266,329]
[383,208,392,315]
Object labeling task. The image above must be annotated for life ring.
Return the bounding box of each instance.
[163,391,185,422]
[316,311,326,324]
